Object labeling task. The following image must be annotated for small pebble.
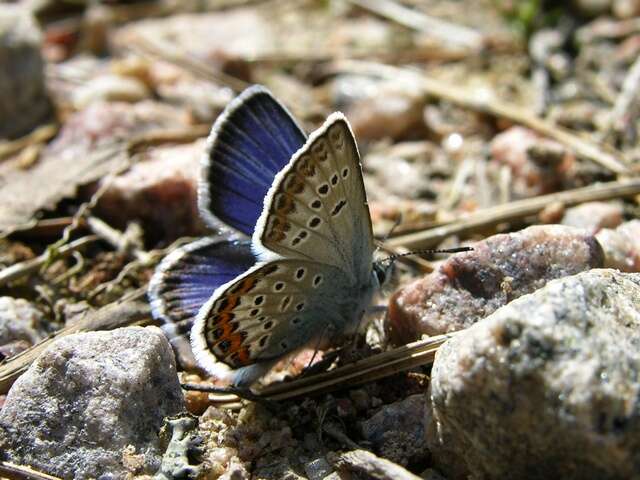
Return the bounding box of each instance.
[561,201,623,232]
[596,219,640,272]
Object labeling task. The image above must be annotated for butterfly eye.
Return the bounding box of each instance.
[374,264,387,285]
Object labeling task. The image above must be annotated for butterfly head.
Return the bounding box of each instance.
[373,246,474,289]
[372,259,394,289]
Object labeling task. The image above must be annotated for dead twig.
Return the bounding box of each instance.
[0,462,63,480]
[262,333,454,401]
[184,333,454,405]
[0,124,58,162]
[347,0,483,49]
[331,60,630,174]
[86,216,151,264]
[604,53,640,146]
[386,179,640,250]
[0,295,149,394]
[0,235,98,287]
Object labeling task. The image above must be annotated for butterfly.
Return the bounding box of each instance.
[149,85,393,387]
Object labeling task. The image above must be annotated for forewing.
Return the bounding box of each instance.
[148,237,257,331]
[199,85,306,235]
[191,259,350,374]
[254,113,374,281]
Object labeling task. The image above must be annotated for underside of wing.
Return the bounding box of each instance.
[191,258,351,380]
[199,85,307,235]
[148,237,257,333]
[253,113,374,281]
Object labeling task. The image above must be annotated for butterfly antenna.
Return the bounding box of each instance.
[374,215,404,255]
[381,246,473,264]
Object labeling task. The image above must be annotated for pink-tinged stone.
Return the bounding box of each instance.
[0,100,191,233]
[490,126,574,198]
[92,139,207,242]
[388,225,604,344]
[596,219,640,272]
[561,201,624,232]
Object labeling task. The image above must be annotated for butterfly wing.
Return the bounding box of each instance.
[199,85,307,235]
[148,237,257,333]
[253,113,374,284]
[191,258,356,384]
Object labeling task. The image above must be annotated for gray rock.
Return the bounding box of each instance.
[427,269,640,480]
[0,297,47,346]
[0,5,50,139]
[361,394,428,466]
[0,326,185,479]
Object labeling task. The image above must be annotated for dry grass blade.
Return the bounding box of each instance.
[348,0,483,49]
[251,333,456,401]
[0,235,98,287]
[0,461,63,480]
[0,296,149,394]
[332,60,630,174]
[125,36,249,92]
[386,179,640,249]
[0,124,58,162]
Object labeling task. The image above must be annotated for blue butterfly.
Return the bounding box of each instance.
[149,85,390,387]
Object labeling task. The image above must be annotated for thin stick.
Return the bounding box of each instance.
[605,52,640,144]
[0,124,58,162]
[184,333,454,405]
[259,332,455,401]
[0,296,148,394]
[0,462,63,480]
[86,216,151,263]
[0,235,98,287]
[331,60,630,174]
[386,179,640,250]
[347,0,483,49]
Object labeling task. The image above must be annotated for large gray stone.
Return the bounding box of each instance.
[0,5,50,139]
[427,269,640,480]
[0,326,185,479]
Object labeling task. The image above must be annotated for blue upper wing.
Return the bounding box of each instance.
[199,85,307,235]
[148,237,257,331]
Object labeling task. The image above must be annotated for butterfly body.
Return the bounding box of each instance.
[150,86,382,387]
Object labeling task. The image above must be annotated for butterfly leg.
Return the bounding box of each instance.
[300,323,337,377]
[366,305,388,314]
[181,382,269,404]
